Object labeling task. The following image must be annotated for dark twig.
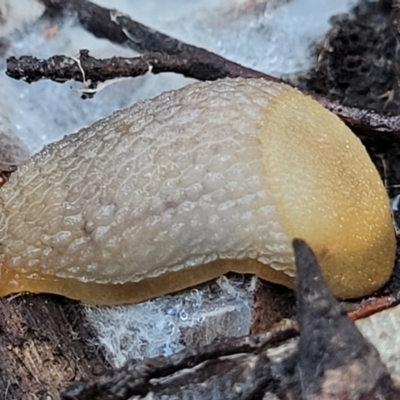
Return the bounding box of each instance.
[39,0,195,54]
[6,49,269,92]
[62,325,299,400]
[36,0,275,83]
[8,53,400,142]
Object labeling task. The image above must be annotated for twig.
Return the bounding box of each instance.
[347,294,400,320]
[7,49,266,87]
[316,96,400,142]
[62,325,299,400]
[37,0,276,83]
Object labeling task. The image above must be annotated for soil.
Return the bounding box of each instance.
[300,0,397,114]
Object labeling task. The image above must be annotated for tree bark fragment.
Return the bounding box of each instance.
[0,294,111,399]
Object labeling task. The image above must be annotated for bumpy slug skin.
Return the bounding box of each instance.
[0,79,395,304]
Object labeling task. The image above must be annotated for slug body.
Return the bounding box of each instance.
[0,79,395,304]
[0,113,30,172]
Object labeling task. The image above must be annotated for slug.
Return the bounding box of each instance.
[0,109,29,168]
[0,78,395,304]
[0,112,30,185]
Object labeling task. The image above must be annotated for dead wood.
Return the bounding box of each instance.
[315,96,400,142]
[6,50,271,99]
[251,280,295,334]
[0,294,111,399]
[6,51,193,84]
[63,325,299,400]
[294,239,400,400]
[36,0,274,83]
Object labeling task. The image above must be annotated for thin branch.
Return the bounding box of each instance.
[7,49,267,89]
[62,325,299,400]
[37,0,276,83]
[316,96,400,142]
[39,0,195,54]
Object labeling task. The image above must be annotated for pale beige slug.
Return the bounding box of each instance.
[0,112,29,172]
[0,78,395,304]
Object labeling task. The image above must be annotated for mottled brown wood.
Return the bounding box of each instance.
[6,50,269,100]
[0,294,111,399]
[62,325,299,400]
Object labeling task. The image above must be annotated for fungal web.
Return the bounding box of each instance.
[84,276,254,367]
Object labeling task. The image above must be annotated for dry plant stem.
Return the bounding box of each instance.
[7,50,259,86]
[62,326,299,400]
[315,95,400,142]
[37,0,274,83]
[40,0,195,54]
[347,294,400,321]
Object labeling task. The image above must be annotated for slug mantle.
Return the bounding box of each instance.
[0,78,395,304]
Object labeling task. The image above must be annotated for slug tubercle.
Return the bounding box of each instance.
[0,78,395,304]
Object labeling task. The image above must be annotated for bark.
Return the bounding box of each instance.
[6,50,272,100]
[62,326,299,400]
[37,0,275,83]
[0,294,111,399]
